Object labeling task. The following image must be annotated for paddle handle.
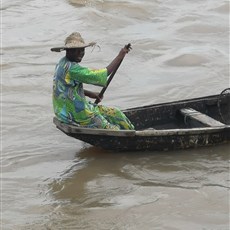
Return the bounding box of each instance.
[95,43,131,104]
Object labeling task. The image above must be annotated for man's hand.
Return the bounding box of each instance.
[84,90,103,102]
[119,43,132,57]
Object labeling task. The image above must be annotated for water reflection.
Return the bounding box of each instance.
[43,145,230,229]
[50,144,230,205]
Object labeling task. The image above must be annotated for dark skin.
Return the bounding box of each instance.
[66,46,131,102]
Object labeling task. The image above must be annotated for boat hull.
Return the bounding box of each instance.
[63,126,230,151]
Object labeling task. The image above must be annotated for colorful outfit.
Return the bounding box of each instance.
[52,57,134,130]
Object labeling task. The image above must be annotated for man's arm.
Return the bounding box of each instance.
[106,46,131,75]
[84,90,103,103]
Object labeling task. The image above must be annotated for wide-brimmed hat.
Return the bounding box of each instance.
[51,32,96,52]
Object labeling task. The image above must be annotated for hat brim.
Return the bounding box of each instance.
[51,43,95,52]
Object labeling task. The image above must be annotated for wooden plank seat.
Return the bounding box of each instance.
[180,108,224,127]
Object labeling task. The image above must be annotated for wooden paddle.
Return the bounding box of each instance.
[94,43,131,104]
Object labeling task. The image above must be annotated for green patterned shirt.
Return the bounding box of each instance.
[53,57,108,125]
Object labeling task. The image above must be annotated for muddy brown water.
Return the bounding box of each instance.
[2,0,229,229]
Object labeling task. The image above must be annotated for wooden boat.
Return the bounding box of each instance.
[53,88,230,151]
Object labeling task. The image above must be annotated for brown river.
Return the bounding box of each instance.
[2,0,230,229]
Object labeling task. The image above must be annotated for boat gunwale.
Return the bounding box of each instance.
[135,126,230,136]
[122,94,223,113]
[54,117,230,137]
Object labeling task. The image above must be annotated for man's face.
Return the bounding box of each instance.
[68,48,85,62]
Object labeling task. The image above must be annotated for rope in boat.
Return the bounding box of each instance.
[217,88,230,123]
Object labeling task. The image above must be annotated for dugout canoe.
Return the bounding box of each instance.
[53,88,230,151]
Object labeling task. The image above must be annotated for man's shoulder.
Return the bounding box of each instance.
[58,56,68,64]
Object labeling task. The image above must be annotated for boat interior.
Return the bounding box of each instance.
[124,90,230,131]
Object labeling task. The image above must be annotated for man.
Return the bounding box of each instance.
[51,32,134,130]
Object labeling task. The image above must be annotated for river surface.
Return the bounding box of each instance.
[2,0,230,229]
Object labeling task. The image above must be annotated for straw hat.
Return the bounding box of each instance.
[51,32,96,52]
